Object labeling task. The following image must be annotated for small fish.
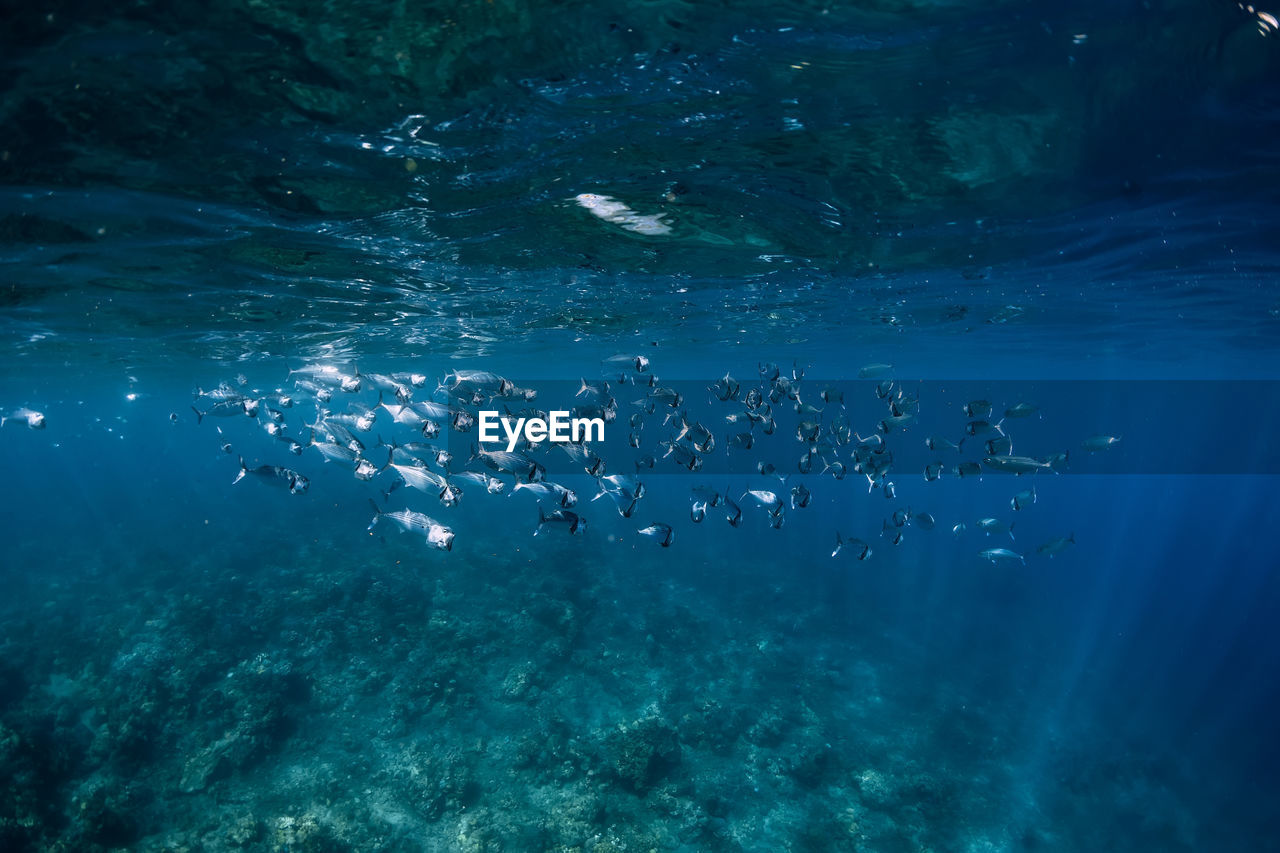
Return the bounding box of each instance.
[878,414,915,434]
[353,457,380,482]
[914,512,936,531]
[690,500,708,523]
[982,456,1052,475]
[691,486,723,507]
[512,481,578,508]
[660,440,703,471]
[598,474,645,501]
[634,454,656,472]
[451,470,507,494]
[954,461,983,479]
[3,408,46,429]
[473,446,543,482]
[637,523,674,547]
[233,457,309,494]
[963,400,992,419]
[976,518,1015,540]
[723,494,743,527]
[603,353,651,374]
[709,373,740,402]
[576,193,672,236]
[293,379,332,403]
[1036,534,1076,557]
[191,398,258,423]
[796,421,822,443]
[979,548,1025,566]
[1081,435,1121,452]
[1043,451,1070,472]
[385,461,451,497]
[880,521,904,546]
[925,436,961,453]
[924,462,945,482]
[1011,487,1036,511]
[965,419,1004,438]
[742,489,785,517]
[791,483,812,509]
[535,507,586,536]
[1004,402,1039,419]
[832,532,871,560]
[368,500,454,551]
[858,363,893,379]
[985,435,1013,456]
[952,523,966,535]
[393,372,428,389]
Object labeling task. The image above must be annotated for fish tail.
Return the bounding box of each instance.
[191,405,204,425]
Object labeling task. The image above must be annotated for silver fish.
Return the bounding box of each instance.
[982,456,1051,475]
[1036,534,1076,557]
[233,457,309,494]
[637,523,674,547]
[979,548,1025,566]
[512,481,578,508]
[368,500,454,551]
[535,507,586,536]
[2,407,45,429]
[976,518,1014,540]
[832,532,872,560]
[1081,435,1121,452]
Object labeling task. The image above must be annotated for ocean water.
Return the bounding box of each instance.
[3,0,1280,850]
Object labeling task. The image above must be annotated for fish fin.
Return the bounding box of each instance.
[191,405,204,425]
[233,456,247,484]
[367,498,382,516]
[1009,522,1016,542]
[534,506,546,536]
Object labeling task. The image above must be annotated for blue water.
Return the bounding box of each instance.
[3,0,1280,850]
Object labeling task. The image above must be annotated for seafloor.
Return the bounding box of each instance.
[1,525,1207,853]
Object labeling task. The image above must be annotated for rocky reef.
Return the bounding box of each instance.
[0,528,1213,852]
